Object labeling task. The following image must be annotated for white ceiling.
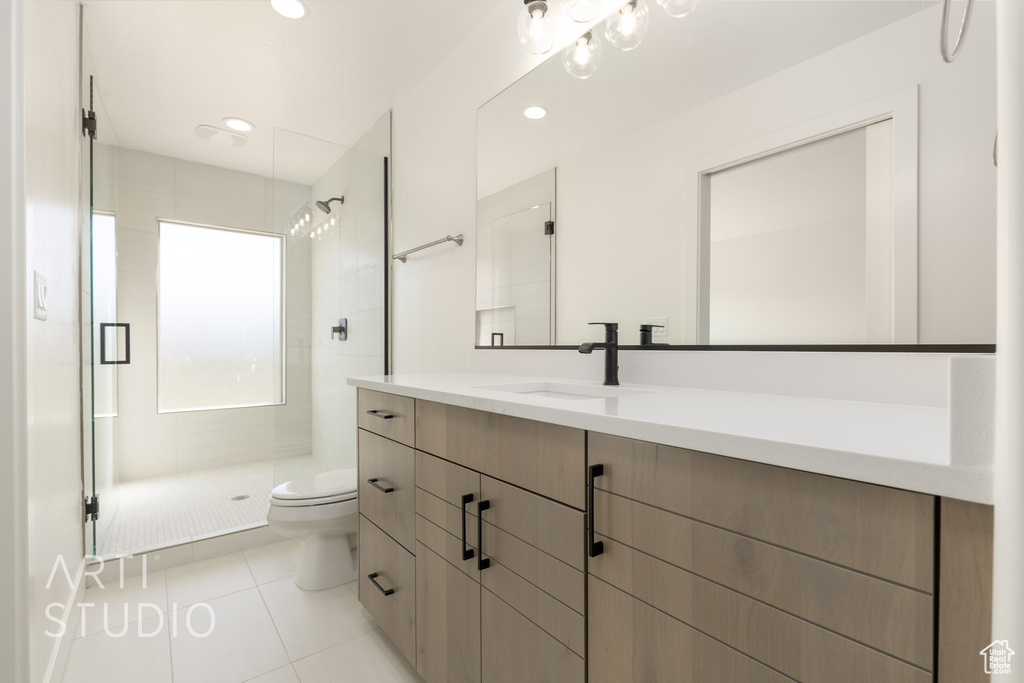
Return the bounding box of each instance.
[82,0,505,183]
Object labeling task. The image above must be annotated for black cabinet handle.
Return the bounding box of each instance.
[477,500,491,571]
[366,410,395,420]
[368,572,394,596]
[367,478,394,494]
[461,493,475,561]
[588,464,604,558]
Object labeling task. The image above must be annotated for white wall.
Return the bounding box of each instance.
[23,1,87,680]
[110,147,312,481]
[0,0,30,680]
[392,2,542,373]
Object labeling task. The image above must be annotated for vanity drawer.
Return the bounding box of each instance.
[358,388,415,447]
[358,429,415,552]
[591,536,930,682]
[588,432,935,592]
[359,515,416,664]
[416,400,586,509]
[591,489,933,669]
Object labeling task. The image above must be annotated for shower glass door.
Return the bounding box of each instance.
[272,126,389,489]
[80,60,121,555]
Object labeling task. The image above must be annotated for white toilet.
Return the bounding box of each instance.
[266,468,358,591]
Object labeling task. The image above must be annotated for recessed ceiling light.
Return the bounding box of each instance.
[524,106,548,120]
[271,0,307,19]
[223,117,254,132]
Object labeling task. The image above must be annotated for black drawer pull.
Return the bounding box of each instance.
[365,410,395,420]
[588,464,604,558]
[461,493,475,561]
[477,500,491,571]
[367,478,394,494]
[368,572,394,596]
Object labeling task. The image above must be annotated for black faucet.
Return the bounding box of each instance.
[639,324,666,346]
[579,322,619,386]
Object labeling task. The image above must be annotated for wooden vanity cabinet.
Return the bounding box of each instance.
[413,401,586,683]
[356,390,418,666]
[357,388,993,683]
[586,431,994,683]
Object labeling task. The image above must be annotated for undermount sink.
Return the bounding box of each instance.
[475,381,655,401]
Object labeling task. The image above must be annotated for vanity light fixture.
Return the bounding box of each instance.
[270,0,307,19]
[517,0,556,54]
[563,31,602,79]
[524,106,548,119]
[605,0,650,51]
[655,0,698,19]
[223,117,254,132]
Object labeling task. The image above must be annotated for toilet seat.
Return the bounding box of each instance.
[270,468,357,508]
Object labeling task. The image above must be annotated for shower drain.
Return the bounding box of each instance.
[231,495,250,501]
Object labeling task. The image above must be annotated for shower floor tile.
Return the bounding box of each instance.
[96,456,325,558]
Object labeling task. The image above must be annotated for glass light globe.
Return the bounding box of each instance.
[517,0,555,55]
[656,0,698,18]
[605,0,649,51]
[562,31,603,79]
[563,0,603,23]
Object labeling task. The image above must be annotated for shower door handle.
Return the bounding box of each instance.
[99,323,131,365]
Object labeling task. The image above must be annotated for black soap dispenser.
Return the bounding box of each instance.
[639,324,666,347]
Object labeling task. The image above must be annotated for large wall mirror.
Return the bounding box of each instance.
[477,0,996,348]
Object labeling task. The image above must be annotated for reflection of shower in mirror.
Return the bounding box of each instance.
[315,196,345,214]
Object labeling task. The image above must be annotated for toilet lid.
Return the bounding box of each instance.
[271,468,358,504]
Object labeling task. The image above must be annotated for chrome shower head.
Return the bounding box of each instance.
[315,196,345,214]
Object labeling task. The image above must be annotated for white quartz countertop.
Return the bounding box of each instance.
[347,373,993,504]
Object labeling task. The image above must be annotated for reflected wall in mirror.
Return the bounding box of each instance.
[477,0,996,347]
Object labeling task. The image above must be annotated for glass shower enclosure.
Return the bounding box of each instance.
[80,66,390,556]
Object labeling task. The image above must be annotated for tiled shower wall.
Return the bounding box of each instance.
[309,149,387,471]
[108,146,313,481]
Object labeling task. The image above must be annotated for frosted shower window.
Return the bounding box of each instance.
[158,221,284,412]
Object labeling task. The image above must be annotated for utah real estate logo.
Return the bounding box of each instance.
[981,640,1015,675]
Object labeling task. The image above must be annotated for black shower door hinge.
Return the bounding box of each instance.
[85,495,99,522]
[544,220,554,235]
[82,108,97,139]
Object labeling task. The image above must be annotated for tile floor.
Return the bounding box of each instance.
[97,457,326,557]
[61,540,423,683]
